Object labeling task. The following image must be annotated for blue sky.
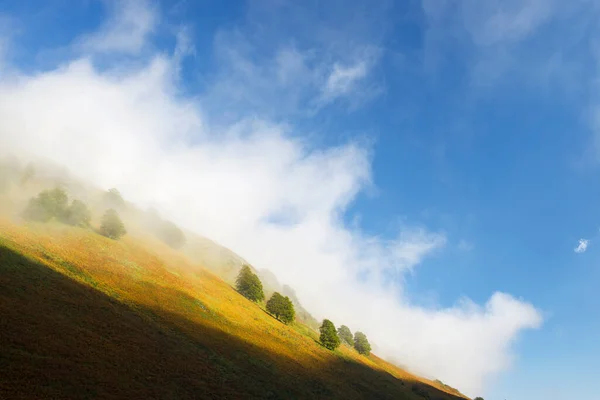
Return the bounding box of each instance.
[1,0,599,398]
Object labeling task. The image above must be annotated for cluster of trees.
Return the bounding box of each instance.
[23,187,91,226]
[20,186,187,246]
[23,187,127,240]
[236,265,295,324]
[235,265,371,355]
[319,320,371,355]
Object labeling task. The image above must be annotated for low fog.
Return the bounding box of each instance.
[0,1,542,396]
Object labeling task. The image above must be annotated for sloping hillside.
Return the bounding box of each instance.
[0,218,467,400]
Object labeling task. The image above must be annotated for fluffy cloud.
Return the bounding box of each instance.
[0,1,542,395]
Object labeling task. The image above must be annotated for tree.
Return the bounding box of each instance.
[157,220,186,249]
[319,319,340,350]
[235,265,265,302]
[473,397,484,400]
[63,199,92,227]
[278,296,295,324]
[99,209,127,240]
[23,187,68,222]
[22,188,92,228]
[337,325,354,346]
[266,292,283,317]
[104,188,125,209]
[266,292,295,324]
[353,331,371,356]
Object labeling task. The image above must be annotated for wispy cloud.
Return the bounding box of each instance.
[208,35,381,118]
[205,0,388,118]
[77,0,157,55]
[324,61,367,97]
[574,238,589,253]
[0,13,19,72]
[391,228,447,271]
[421,0,563,87]
[459,0,555,46]
[315,50,382,108]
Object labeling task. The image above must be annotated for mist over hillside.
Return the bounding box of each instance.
[0,156,321,329]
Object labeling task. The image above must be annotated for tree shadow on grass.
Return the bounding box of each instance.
[0,244,466,400]
[256,304,284,323]
[231,287,288,325]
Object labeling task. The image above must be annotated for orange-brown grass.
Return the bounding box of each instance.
[0,218,468,400]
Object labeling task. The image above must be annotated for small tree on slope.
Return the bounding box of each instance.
[64,199,92,227]
[319,319,340,350]
[99,209,127,240]
[337,325,354,346]
[235,265,265,302]
[157,220,186,249]
[266,292,295,324]
[353,331,371,356]
[104,188,126,210]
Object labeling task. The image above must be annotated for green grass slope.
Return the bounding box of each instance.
[0,219,467,400]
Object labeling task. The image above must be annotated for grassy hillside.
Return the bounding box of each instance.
[0,218,467,400]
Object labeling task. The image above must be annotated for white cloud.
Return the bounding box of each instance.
[574,238,589,253]
[78,0,157,55]
[0,3,542,396]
